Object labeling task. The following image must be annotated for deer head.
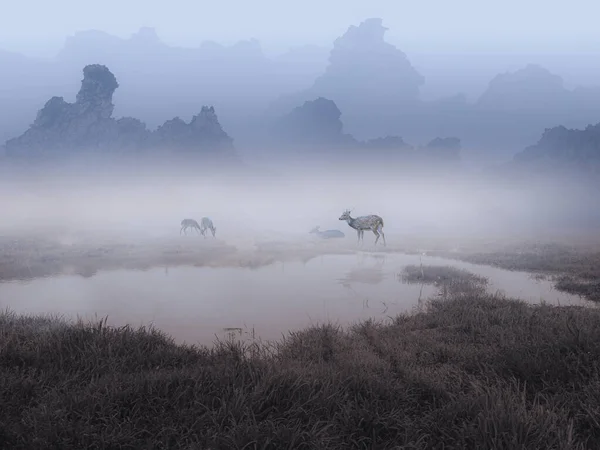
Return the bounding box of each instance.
[339,210,352,221]
[309,226,320,234]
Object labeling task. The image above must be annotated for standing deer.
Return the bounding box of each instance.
[200,217,216,238]
[309,226,345,239]
[339,209,386,246]
[180,218,201,235]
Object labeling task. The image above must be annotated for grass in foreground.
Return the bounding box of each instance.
[1,285,600,449]
[436,241,600,301]
[401,264,488,286]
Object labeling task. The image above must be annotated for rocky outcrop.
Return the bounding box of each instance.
[476,64,571,112]
[267,18,425,140]
[150,106,235,155]
[514,123,600,171]
[3,64,236,159]
[270,96,464,165]
[480,122,600,186]
[271,97,357,149]
[420,137,461,161]
[4,65,133,156]
[313,18,424,105]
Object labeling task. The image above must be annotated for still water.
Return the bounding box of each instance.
[0,252,589,345]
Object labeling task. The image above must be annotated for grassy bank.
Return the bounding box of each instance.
[1,282,599,448]
[3,229,600,303]
[436,241,600,301]
[400,264,489,286]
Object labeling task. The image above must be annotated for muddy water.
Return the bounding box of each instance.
[0,252,591,345]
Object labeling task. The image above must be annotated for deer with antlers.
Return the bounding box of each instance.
[339,209,386,246]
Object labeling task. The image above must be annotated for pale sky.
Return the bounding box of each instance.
[1,0,599,57]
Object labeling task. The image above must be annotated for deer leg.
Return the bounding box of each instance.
[356,229,361,244]
[373,228,380,245]
[379,226,386,247]
[180,226,184,235]
[195,226,200,235]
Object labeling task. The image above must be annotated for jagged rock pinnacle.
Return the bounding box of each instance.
[3,64,236,160]
[75,64,119,118]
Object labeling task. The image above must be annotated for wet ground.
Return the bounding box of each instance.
[0,251,591,345]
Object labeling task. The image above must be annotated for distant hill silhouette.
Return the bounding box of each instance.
[267,18,425,140]
[0,49,68,146]
[271,97,356,150]
[2,22,600,166]
[476,64,571,112]
[312,18,423,105]
[269,96,462,170]
[266,20,600,163]
[3,65,236,163]
[485,121,600,229]
[513,122,600,176]
[473,120,600,198]
[0,27,322,148]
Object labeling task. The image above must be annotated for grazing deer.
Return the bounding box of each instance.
[339,209,386,246]
[309,226,345,239]
[200,217,216,238]
[180,218,201,235]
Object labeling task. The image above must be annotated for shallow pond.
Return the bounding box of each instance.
[0,252,591,345]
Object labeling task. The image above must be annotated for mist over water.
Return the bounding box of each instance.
[0,156,596,240]
[0,146,598,346]
[2,12,600,449]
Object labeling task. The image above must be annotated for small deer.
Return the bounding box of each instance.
[200,217,216,238]
[339,209,386,246]
[309,226,345,239]
[180,218,201,235]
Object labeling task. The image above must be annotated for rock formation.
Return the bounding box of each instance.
[514,123,600,173]
[270,96,463,169]
[312,18,424,105]
[271,97,357,149]
[267,18,425,140]
[478,122,600,189]
[420,137,461,162]
[150,106,234,155]
[4,65,132,156]
[3,64,235,160]
[476,64,571,112]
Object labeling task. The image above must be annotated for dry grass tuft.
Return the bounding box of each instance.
[1,280,599,448]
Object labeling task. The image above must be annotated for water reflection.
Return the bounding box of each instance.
[0,252,593,346]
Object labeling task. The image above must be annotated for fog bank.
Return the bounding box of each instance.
[1,160,597,244]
